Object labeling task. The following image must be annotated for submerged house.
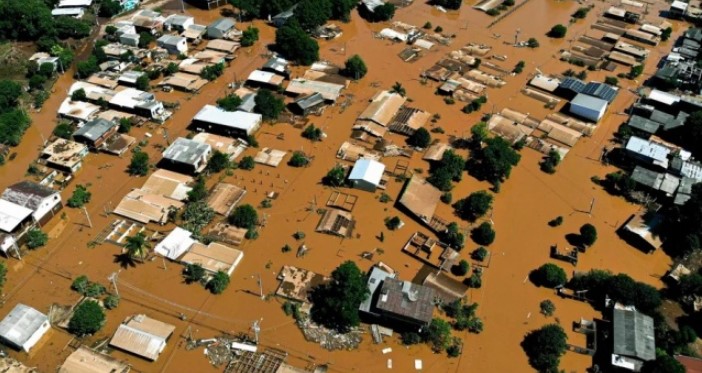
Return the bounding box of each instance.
[362,273,436,331]
[348,158,386,192]
[191,105,262,138]
[72,118,119,149]
[1,181,62,227]
[109,314,175,361]
[0,304,50,352]
[160,138,212,174]
[611,305,655,372]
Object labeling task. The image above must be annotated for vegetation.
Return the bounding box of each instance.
[521,324,568,372]
[187,177,208,203]
[229,204,259,230]
[128,151,149,176]
[471,222,495,246]
[254,89,285,121]
[275,20,319,65]
[0,0,95,42]
[302,124,323,141]
[118,118,132,134]
[241,25,260,47]
[548,24,568,38]
[453,190,493,222]
[661,27,673,42]
[540,149,561,174]
[207,150,231,173]
[217,94,243,111]
[68,300,105,336]
[385,216,402,230]
[125,232,149,260]
[360,2,395,22]
[439,222,465,249]
[0,262,6,292]
[470,121,489,145]
[53,122,73,139]
[605,76,619,86]
[527,38,540,48]
[579,223,597,247]
[431,0,462,10]
[71,88,87,102]
[135,74,149,91]
[200,63,225,81]
[466,137,521,188]
[452,260,470,276]
[104,294,120,310]
[390,82,406,97]
[531,263,567,288]
[406,128,431,148]
[288,151,310,167]
[540,300,555,316]
[472,246,488,261]
[343,55,368,80]
[441,192,453,204]
[572,7,590,19]
[512,61,525,74]
[239,156,255,170]
[461,96,487,114]
[181,201,215,234]
[548,216,563,227]
[310,261,369,332]
[427,150,465,191]
[207,271,230,294]
[568,269,661,313]
[26,228,48,249]
[323,165,346,187]
[443,299,482,333]
[423,318,453,352]
[68,185,92,208]
[628,64,644,79]
[642,354,686,373]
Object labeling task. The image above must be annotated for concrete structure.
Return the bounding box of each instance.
[0,304,50,352]
[348,159,385,192]
[40,139,89,173]
[1,181,62,227]
[192,105,262,138]
[207,18,235,39]
[109,314,175,361]
[160,138,212,174]
[398,176,441,225]
[164,14,194,32]
[359,266,397,316]
[569,93,608,122]
[154,227,196,260]
[612,305,655,372]
[58,98,100,122]
[112,189,184,224]
[157,35,188,55]
[72,118,119,149]
[192,133,247,160]
[374,278,436,330]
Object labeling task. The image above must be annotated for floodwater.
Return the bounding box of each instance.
[0,0,683,372]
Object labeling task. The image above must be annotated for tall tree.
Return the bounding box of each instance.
[521,324,567,372]
[310,261,369,332]
[125,232,150,260]
[467,137,521,186]
[254,89,285,121]
[294,0,332,31]
[275,20,320,65]
[331,0,357,21]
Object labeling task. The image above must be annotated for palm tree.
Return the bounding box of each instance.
[125,232,150,261]
[391,82,406,97]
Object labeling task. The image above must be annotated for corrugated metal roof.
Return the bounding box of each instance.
[627,115,660,134]
[613,308,656,362]
[0,200,33,232]
[625,136,670,166]
[162,138,211,165]
[349,159,385,186]
[193,105,262,133]
[0,304,48,349]
[73,118,117,142]
[571,93,608,111]
[208,18,235,31]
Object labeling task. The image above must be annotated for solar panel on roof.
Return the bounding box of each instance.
[582,82,618,103]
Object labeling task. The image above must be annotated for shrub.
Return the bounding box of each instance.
[288,151,309,167]
[207,150,231,173]
[548,216,563,227]
[579,223,597,246]
[241,25,259,47]
[605,76,619,86]
[407,127,431,148]
[527,38,540,48]
[206,271,230,294]
[104,294,120,310]
[238,156,255,170]
[440,222,464,250]
[343,55,367,80]
[71,275,90,294]
[118,118,131,134]
[385,216,401,230]
[540,299,555,316]
[452,260,470,276]
[302,124,323,141]
[68,184,91,208]
[128,151,149,176]
[84,282,106,298]
[68,300,105,336]
[548,24,567,38]
[323,165,346,187]
[53,122,73,139]
[540,149,561,174]
[26,228,48,249]
[217,94,243,112]
[471,247,488,261]
[71,88,87,102]
[183,263,206,284]
[229,204,259,230]
[471,222,495,246]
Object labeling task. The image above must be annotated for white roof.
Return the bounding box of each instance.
[0,304,48,350]
[0,200,33,233]
[58,0,92,7]
[110,88,154,109]
[379,28,407,42]
[58,98,100,121]
[247,70,279,84]
[154,227,195,260]
[349,158,385,186]
[672,0,688,10]
[52,7,85,16]
[648,89,680,106]
[626,136,670,167]
[193,105,262,133]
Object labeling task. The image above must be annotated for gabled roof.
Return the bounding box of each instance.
[109,315,175,361]
[0,304,48,350]
[348,159,385,186]
[157,34,185,46]
[293,92,325,110]
[154,227,195,260]
[208,18,235,31]
[73,118,118,142]
[2,181,58,212]
[571,93,608,112]
[613,307,656,362]
[0,200,33,233]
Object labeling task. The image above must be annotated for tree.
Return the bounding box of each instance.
[54,17,92,39]
[548,24,567,38]
[423,318,452,352]
[406,127,431,148]
[71,88,87,102]
[68,184,91,208]
[385,216,402,230]
[540,149,561,174]
[254,89,285,121]
[200,63,225,81]
[310,261,369,332]
[569,270,661,313]
[241,25,260,47]
[71,275,89,294]
[521,324,567,372]
[68,300,105,336]
[207,150,230,173]
[580,224,597,246]
[118,118,131,134]
[0,0,55,41]
[471,121,489,145]
[513,60,525,74]
[427,150,465,191]
[323,165,346,186]
[187,177,208,202]
[452,259,470,276]
[128,151,149,176]
[294,0,332,31]
[288,151,309,167]
[548,216,563,227]
[28,74,46,91]
[138,32,155,48]
[361,2,395,22]
[275,20,320,65]
[641,355,685,373]
[343,55,368,80]
[53,121,73,139]
[453,190,493,221]
[440,222,465,249]
[390,82,406,97]
[0,262,6,292]
[125,232,149,260]
[229,204,259,230]
[471,222,495,245]
[540,300,556,316]
[181,201,215,233]
[238,155,255,170]
[183,263,206,284]
[527,38,540,48]
[472,246,488,261]
[628,64,644,79]
[99,0,122,17]
[531,263,567,288]
[26,228,48,249]
[572,7,590,19]
[165,62,179,76]
[466,137,521,186]
[605,76,619,86]
[302,124,323,141]
[661,27,673,42]
[104,294,120,310]
[135,74,150,91]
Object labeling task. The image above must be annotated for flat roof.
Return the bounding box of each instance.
[398,176,441,222]
[375,278,435,325]
[141,169,193,202]
[349,158,385,186]
[58,98,100,121]
[162,138,211,166]
[359,266,396,313]
[648,89,680,106]
[193,105,262,133]
[529,74,561,92]
[246,70,284,86]
[1,181,58,212]
[112,189,184,224]
[0,304,48,349]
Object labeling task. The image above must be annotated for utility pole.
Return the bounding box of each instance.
[515,28,521,45]
[11,236,21,261]
[588,197,595,216]
[256,273,263,299]
[82,207,93,228]
[251,319,261,344]
[108,272,120,296]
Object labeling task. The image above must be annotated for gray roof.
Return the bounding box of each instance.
[375,278,435,325]
[685,28,702,43]
[559,77,586,92]
[627,115,660,134]
[582,82,618,103]
[1,181,57,211]
[649,110,688,131]
[571,93,608,111]
[631,166,663,189]
[293,92,325,110]
[262,56,289,75]
[165,15,193,27]
[162,138,211,165]
[208,18,235,31]
[157,34,185,46]
[612,308,656,362]
[73,118,118,142]
[273,4,298,20]
[238,93,257,113]
[0,304,48,349]
[359,267,396,313]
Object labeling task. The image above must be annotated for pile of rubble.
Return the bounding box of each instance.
[298,318,363,351]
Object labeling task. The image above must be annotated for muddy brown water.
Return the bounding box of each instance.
[0,0,683,372]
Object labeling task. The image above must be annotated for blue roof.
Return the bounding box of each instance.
[559,77,586,93]
[582,82,618,103]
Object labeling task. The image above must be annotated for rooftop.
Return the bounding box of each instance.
[193,105,262,133]
[246,70,285,86]
[286,79,345,102]
[1,181,57,212]
[625,136,670,168]
[59,345,130,373]
[275,265,329,302]
[206,183,246,216]
[209,18,235,31]
[559,77,586,93]
[58,98,100,121]
[206,39,239,53]
[0,304,48,350]
[109,314,175,361]
[154,227,195,260]
[358,91,407,126]
[0,200,33,233]
[162,138,211,166]
[293,92,325,110]
[582,82,619,103]
[375,278,435,325]
[348,158,385,186]
[571,93,608,112]
[41,139,88,169]
[359,266,396,314]
[180,242,244,276]
[112,189,184,224]
[613,306,655,365]
[398,176,441,223]
[73,118,118,142]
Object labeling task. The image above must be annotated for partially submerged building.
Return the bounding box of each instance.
[109,314,175,361]
[59,345,131,373]
[157,35,188,55]
[285,79,345,102]
[180,241,244,276]
[611,305,655,372]
[619,211,663,253]
[315,208,354,237]
[0,304,50,352]
[40,139,89,173]
[1,181,62,227]
[191,105,262,138]
[348,158,386,192]
[206,183,246,216]
[207,18,236,39]
[398,176,441,226]
[569,93,608,122]
[373,278,436,331]
[275,265,328,302]
[160,138,212,174]
[72,118,119,150]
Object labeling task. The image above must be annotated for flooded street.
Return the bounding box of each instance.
[0,0,683,371]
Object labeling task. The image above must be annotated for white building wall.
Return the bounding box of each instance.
[20,321,50,352]
[32,194,61,224]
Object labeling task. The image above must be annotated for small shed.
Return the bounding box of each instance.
[0,304,50,352]
[348,159,385,192]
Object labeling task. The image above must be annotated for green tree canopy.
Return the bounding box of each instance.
[239,155,255,170]
[0,0,55,41]
[311,261,369,332]
[427,150,465,191]
[531,263,567,288]
[207,150,231,173]
[568,270,661,313]
[241,25,260,47]
[548,24,568,38]
[422,318,452,352]
[471,222,495,246]
[579,223,597,246]
[453,190,493,221]
[67,184,91,208]
[331,0,357,21]
[207,271,231,294]
[294,0,332,31]
[128,151,149,176]
[26,228,48,249]
[440,222,465,249]
[407,127,431,148]
[360,2,395,22]
[521,324,567,372]
[641,354,685,373]
[302,124,323,141]
[275,20,320,65]
[187,177,208,202]
[343,55,368,80]
[183,263,206,284]
[68,300,105,336]
[288,151,309,167]
[323,165,346,186]
[254,89,285,121]
[229,204,259,229]
[466,136,521,186]
[125,232,149,260]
